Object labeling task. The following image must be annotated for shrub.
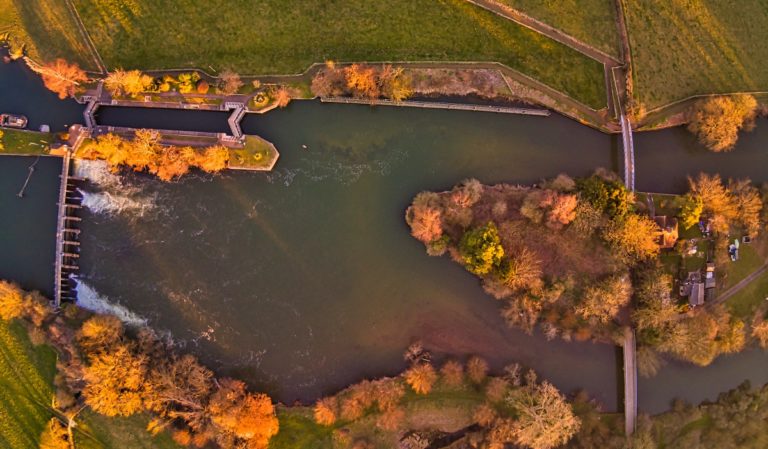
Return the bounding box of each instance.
[404,363,437,395]
[314,397,337,426]
[440,360,464,387]
[467,356,489,385]
[196,79,210,94]
[0,280,25,320]
[679,194,703,230]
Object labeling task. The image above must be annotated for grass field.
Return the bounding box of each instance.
[0,0,97,70]
[0,129,53,154]
[70,0,605,108]
[0,320,56,449]
[499,0,621,58]
[74,411,183,449]
[625,0,768,109]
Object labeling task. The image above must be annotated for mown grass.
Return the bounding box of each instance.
[625,0,768,109]
[726,270,768,320]
[0,320,57,449]
[268,408,333,449]
[499,0,621,58]
[71,0,605,108]
[0,129,53,154]
[0,0,97,70]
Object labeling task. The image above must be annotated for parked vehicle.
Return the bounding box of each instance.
[0,113,28,129]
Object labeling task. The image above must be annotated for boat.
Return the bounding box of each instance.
[0,113,28,129]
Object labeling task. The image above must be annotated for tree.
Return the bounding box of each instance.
[687,95,757,152]
[751,320,768,348]
[404,363,437,395]
[689,173,738,233]
[196,145,230,172]
[497,248,542,291]
[729,178,763,236]
[83,343,149,417]
[459,222,505,275]
[207,378,279,449]
[219,70,243,95]
[105,69,154,97]
[146,354,213,419]
[679,193,703,230]
[440,360,464,387]
[602,214,660,264]
[508,381,581,449]
[76,315,124,355]
[39,59,88,99]
[344,64,379,99]
[378,65,412,101]
[196,79,210,94]
[575,275,632,324]
[577,175,629,218]
[0,280,25,321]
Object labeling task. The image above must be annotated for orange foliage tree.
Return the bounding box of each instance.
[40,59,88,99]
[404,363,438,394]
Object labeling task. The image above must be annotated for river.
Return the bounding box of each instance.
[2,55,768,413]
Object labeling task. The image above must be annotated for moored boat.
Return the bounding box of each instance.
[0,113,28,129]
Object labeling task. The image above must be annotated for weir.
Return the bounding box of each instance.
[52,150,82,307]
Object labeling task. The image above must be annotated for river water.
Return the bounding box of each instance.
[2,55,768,413]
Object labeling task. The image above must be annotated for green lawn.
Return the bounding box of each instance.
[268,408,333,449]
[0,129,53,155]
[0,0,98,70]
[499,0,621,58]
[0,320,57,449]
[74,411,183,449]
[625,0,768,109]
[726,270,768,320]
[71,0,606,108]
[721,243,764,291]
[229,136,280,170]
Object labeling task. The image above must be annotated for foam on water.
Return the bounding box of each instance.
[73,159,157,217]
[75,279,147,326]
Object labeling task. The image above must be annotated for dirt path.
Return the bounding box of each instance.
[712,262,768,306]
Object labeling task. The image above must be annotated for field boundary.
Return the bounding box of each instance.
[62,0,107,74]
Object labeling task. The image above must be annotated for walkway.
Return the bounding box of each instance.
[53,151,71,307]
[620,113,635,191]
[320,97,550,115]
[623,327,637,436]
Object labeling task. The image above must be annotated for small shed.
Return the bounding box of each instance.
[654,216,679,249]
[705,263,716,289]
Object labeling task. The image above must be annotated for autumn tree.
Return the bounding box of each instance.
[0,280,25,321]
[688,173,738,233]
[207,378,279,449]
[378,65,413,102]
[76,314,124,354]
[406,192,444,244]
[575,275,632,324]
[729,178,763,236]
[345,64,379,99]
[273,87,291,107]
[679,193,703,230]
[83,343,149,416]
[219,70,243,95]
[509,381,581,449]
[687,95,757,152]
[602,214,660,264]
[497,248,542,292]
[39,59,88,99]
[196,145,230,172]
[460,222,505,275]
[105,69,154,97]
[751,320,768,348]
[440,360,464,387]
[404,363,438,395]
[467,356,489,385]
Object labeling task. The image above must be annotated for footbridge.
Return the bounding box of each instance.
[53,151,83,307]
[623,327,638,436]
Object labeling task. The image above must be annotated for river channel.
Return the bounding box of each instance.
[2,55,767,413]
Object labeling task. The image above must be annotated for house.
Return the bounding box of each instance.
[689,282,705,307]
[654,216,679,249]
